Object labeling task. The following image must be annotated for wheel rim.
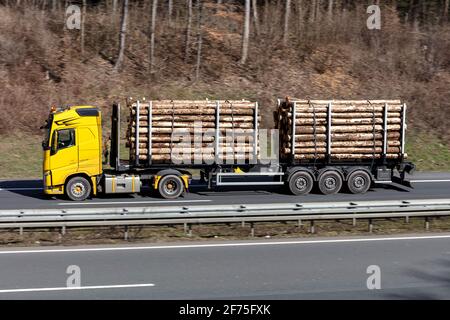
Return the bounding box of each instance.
[163,179,179,195]
[324,177,337,190]
[295,177,308,191]
[353,175,366,189]
[71,182,85,197]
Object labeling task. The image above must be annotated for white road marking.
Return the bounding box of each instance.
[0,234,449,255]
[410,180,450,183]
[0,283,155,294]
[57,199,212,206]
[0,188,42,191]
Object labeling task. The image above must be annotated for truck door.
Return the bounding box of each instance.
[49,128,79,186]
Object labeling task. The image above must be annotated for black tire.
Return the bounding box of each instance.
[318,171,343,195]
[288,171,314,195]
[158,175,184,199]
[347,170,372,194]
[66,176,91,201]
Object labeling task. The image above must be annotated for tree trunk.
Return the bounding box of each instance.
[445,0,449,21]
[81,0,87,55]
[309,0,316,23]
[251,0,260,36]
[240,0,251,64]
[168,0,173,25]
[185,0,193,62]
[296,0,303,35]
[114,0,129,71]
[195,0,204,81]
[283,0,291,45]
[149,0,158,73]
[328,0,333,20]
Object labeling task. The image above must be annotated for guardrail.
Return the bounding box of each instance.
[1,199,450,236]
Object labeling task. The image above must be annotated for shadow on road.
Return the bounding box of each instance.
[386,258,450,299]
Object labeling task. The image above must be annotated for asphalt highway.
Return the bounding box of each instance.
[0,234,449,299]
[0,172,450,210]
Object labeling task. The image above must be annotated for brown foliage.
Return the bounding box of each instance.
[0,1,449,142]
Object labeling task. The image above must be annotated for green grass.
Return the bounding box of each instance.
[1,130,449,179]
[406,131,450,172]
[0,134,43,179]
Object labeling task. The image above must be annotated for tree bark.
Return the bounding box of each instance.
[328,0,333,20]
[168,0,173,24]
[241,0,251,64]
[445,0,449,21]
[251,0,260,36]
[149,0,158,73]
[185,0,193,62]
[81,0,87,55]
[114,0,129,71]
[195,0,204,81]
[283,0,291,45]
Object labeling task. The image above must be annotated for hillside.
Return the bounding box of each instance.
[0,0,450,176]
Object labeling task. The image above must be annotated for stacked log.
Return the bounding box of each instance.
[276,98,407,161]
[127,99,259,165]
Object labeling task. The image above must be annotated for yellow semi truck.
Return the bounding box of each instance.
[41,101,415,201]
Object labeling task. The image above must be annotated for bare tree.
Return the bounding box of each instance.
[114,0,129,71]
[112,0,118,22]
[195,0,204,81]
[328,0,333,20]
[185,0,193,62]
[241,0,250,64]
[445,0,449,21]
[283,0,291,45]
[251,0,260,36]
[168,0,173,24]
[81,0,87,55]
[149,0,159,73]
[309,0,316,23]
[296,0,303,35]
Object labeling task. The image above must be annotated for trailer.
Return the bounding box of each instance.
[41,98,415,201]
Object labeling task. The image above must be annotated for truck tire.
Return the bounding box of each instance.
[66,176,91,201]
[288,171,314,195]
[158,175,184,199]
[347,170,371,194]
[318,171,342,195]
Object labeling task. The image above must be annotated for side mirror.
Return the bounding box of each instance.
[51,132,58,155]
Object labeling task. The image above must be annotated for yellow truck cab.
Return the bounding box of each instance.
[42,103,190,201]
[42,106,103,200]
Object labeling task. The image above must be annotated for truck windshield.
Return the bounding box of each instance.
[41,115,53,149]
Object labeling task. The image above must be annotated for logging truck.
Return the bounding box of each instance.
[41,98,415,201]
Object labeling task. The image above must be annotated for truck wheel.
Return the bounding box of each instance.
[347,170,371,194]
[158,175,184,199]
[66,176,91,201]
[288,171,314,195]
[318,171,342,195]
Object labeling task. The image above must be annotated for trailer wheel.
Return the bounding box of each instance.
[318,171,342,195]
[347,170,371,194]
[158,175,184,199]
[288,171,314,195]
[66,176,91,201]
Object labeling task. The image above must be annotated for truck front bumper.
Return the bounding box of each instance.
[43,171,64,195]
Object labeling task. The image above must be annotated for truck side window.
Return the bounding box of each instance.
[57,129,76,150]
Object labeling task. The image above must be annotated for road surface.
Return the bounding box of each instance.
[0,172,450,210]
[0,234,449,299]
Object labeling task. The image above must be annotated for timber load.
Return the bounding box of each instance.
[275,98,407,162]
[126,99,260,165]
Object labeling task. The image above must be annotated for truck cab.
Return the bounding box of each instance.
[42,106,103,200]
